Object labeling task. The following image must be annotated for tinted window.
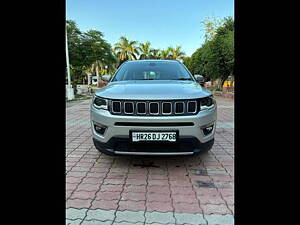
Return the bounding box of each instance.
[112,61,193,81]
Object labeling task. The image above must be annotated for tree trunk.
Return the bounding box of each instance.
[220,77,227,92]
[72,70,81,95]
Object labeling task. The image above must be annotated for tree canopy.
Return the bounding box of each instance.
[66,20,116,91]
[184,17,234,85]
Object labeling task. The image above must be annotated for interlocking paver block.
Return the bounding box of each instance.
[66,97,234,221]
[113,222,144,225]
[174,212,207,225]
[115,211,145,223]
[145,223,175,225]
[201,203,231,215]
[118,200,146,211]
[145,211,175,224]
[66,199,92,209]
[146,201,173,212]
[91,199,118,210]
[66,208,88,220]
[85,209,116,221]
[81,219,113,225]
[66,219,82,225]
[204,214,234,225]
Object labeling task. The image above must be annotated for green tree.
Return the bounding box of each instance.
[206,17,234,87]
[114,36,139,65]
[187,16,234,87]
[138,41,152,59]
[168,46,185,60]
[201,16,223,41]
[160,48,171,59]
[149,49,161,59]
[66,20,116,93]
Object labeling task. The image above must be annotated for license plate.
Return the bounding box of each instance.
[131,131,178,142]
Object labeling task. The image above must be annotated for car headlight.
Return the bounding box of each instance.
[93,96,108,110]
[200,95,215,110]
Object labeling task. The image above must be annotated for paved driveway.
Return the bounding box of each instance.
[66,97,234,225]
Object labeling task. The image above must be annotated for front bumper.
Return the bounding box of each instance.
[90,104,217,155]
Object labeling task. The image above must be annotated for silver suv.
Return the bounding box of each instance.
[90,60,217,156]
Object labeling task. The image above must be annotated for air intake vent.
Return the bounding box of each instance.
[175,102,184,114]
[149,102,159,114]
[124,102,134,114]
[112,101,121,113]
[162,102,172,115]
[187,101,197,113]
[137,102,146,114]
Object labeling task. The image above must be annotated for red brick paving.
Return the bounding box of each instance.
[173,202,203,214]
[90,199,118,210]
[66,97,234,216]
[95,191,121,201]
[146,201,173,212]
[118,200,146,211]
[201,203,232,215]
[67,199,92,208]
[146,193,171,202]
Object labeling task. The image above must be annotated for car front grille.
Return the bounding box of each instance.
[109,99,201,116]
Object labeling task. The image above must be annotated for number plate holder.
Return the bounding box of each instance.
[129,130,179,143]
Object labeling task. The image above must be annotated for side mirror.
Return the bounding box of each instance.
[194,74,205,85]
[101,75,111,82]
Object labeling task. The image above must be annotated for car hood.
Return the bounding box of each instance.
[95,80,212,100]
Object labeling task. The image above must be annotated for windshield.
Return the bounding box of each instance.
[111,61,193,81]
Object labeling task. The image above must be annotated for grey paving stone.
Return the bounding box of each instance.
[174,212,207,225]
[113,222,144,225]
[204,214,234,225]
[216,122,234,128]
[145,223,175,225]
[86,209,116,221]
[66,219,82,225]
[66,208,88,220]
[145,211,175,224]
[115,211,145,223]
[81,220,113,225]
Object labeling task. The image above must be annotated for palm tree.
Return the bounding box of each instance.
[138,41,151,59]
[113,36,139,65]
[160,48,171,59]
[149,49,161,59]
[169,46,185,60]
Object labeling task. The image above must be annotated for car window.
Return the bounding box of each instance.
[112,61,193,81]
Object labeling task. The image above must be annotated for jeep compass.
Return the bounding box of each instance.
[90,60,217,155]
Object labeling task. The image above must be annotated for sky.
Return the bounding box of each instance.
[66,0,234,57]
